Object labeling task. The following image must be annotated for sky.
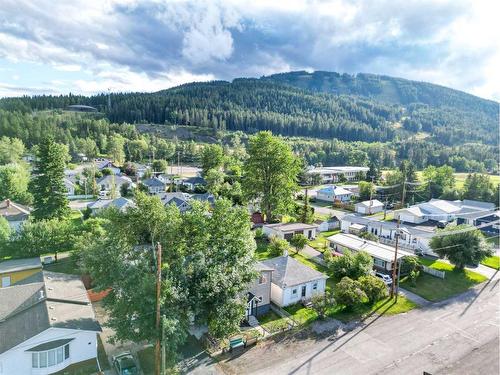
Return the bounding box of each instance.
[1,0,499,101]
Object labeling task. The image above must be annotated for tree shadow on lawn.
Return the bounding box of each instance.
[286,298,400,375]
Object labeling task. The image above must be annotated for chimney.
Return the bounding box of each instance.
[39,290,45,300]
[6,199,10,207]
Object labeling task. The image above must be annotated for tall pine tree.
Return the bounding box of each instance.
[30,137,70,220]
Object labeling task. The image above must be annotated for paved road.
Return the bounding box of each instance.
[219,275,500,375]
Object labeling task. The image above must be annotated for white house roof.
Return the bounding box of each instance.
[261,256,327,288]
[263,222,318,232]
[327,233,413,262]
[88,197,135,211]
[355,199,384,208]
[318,185,353,196]
[308,166,369,174]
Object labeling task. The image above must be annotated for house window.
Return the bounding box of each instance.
[31,343,70,369]
[312,282,318,290]
[1,276,10,288]
[373,258,386,268]
[258,274,267,284]
[292,288,297,295]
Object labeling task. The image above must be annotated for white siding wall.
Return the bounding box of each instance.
[270,283,284,306]
[0,328,97,375]
[281,279,326,307]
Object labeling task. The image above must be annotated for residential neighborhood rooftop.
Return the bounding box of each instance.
[0,199,31,221]
[264,222,318,231]
[0,271,101,355]
[327,233,414,262]
[0,257,42,274]
[261,255,327,288]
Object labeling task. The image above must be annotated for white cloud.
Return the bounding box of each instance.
[0,0,498,100]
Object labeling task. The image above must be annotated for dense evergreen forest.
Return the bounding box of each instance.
[0,71,497,171]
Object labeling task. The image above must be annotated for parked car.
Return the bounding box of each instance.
[375,272,393,285]
[436,220,448,229]
[42,256,54,265]
[113,352,138,375]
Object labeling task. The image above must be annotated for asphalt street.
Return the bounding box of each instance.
[218,272,500,375]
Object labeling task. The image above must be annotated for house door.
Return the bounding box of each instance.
[245,300,254,318]
[301,285,306,298]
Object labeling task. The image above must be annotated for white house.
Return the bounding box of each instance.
[340,214,439,255]
[96,175,134,194]
[141,177,166,195]
[87,197,135,215]
[181,177,207,191]
[314,216,341,232]
[63,178,75,196]
[327,233,414,273]
[306,166,369,184]
[0,199,30,232]
[260,256,328,307]
[316,185,353,203]
[262,222,318,240]
[0,271,101,375]
[394,199,495,224]
[160,192,192,213]
[355,199,384,215]
[95,158,121,175]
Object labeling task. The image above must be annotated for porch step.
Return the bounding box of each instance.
[247,315,259,327]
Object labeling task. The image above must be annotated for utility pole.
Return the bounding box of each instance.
[155,242,162,375]
[176,151,180,192]
[390,177,406,301]
[368,175,375,215]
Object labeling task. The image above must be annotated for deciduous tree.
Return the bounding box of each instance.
[243,132,301,221]
[430,225,492,270]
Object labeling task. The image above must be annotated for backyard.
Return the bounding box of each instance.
[400,258,487,302]
[308,229,340,252]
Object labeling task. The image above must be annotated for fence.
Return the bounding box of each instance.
[422,265,445,279]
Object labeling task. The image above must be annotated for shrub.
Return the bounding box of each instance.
[311,291,335,319]
[326,250,373,280]
[333,277,366,310]
[290,234,308,254]
[268,236,290,257]
[359,275,388,304]
[400,255,420,276]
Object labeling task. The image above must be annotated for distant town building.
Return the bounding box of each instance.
[316,185,353,203]
[66,104,97,112]
[307,166,369,184]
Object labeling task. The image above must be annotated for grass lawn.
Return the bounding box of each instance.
[282,295,416,326]
[97,335,111,370]
[52,359,99,375]
[481,255,500,270]
[255,238,273,260]
[259,311,292,333]
[137,346,155,375]
[454,173,500,189]
[44,256,81,275]
[400,258,487,302]
[308,230,340,252]
[326,296,417,322]
[284,304,319,325]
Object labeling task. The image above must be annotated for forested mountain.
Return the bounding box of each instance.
[0,71,497,147]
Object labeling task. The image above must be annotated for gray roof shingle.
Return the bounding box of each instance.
[261,256,327,288]
[0,271,101,354]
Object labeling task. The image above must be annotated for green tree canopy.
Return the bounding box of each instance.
[30,137,70,220]
[430,225,493,270]
[0,136,25,164]
[0,163,33,204]
[200,144,225,174]
[81,194,256,367]
[243,132,301,221]
[325,249,373,280]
